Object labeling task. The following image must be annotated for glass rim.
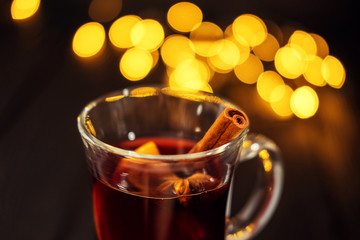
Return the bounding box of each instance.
[77,86,249,161]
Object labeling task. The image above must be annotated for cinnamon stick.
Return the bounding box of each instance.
[189,107,249,153]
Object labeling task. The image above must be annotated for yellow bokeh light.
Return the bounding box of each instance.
[120,47,153,81]
[257,71,285,102]
[265,20,284,46]
[289,30,317,58]
[303,55,327,86]
[270,85,293,118]
[208,39,240,73]
[151,50,159,69]
[160,34,195,68]
[88,0,122,23]
[109,15,142,49]
[232,14,267,47]
[207,60,231,74]
[269,84,286,103]
[290,86,319,119]
[321,55,346,89]
[72,22,105,58]
[189,21,223,57]
[234,54,264,84]
[253,33,280,62]
[274,45,307,79]
[310,33,329,58]
[224,24,250,64]
[131,19,165,51]
[167,2,203,33]
[11,0,41,20]
[169,58,212,92]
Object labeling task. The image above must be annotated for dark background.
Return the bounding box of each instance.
[1,0,359,239]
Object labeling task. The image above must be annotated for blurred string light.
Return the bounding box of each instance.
[67,1,346,119]
[224,24,251,65]
[290,86,319,119]
[131,19,165,52]
[274,45,307,79]
[168,58,212,93]
[289,30,317,57]
[109,15,142,49]
[72,22,105,58]
[257,71,285,102]
[208,39,240,73]
[189,21,223,57]
[88,0,122,23]
[253,33,280,62]
[120,47,153,81]
[270,85,293,118]
[11,0,41,20]
[160,35,195,68]
[310,33,329,58]
[232,14,267,47]
[321,55,346,88]
[167,2,203,32]
[303,56,327,87]
[234,54,264,84]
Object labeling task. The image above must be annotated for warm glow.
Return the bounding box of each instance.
[120,47,153,81]
[109,15,141,49]
[167,2,203,33]
[270,85,293,118]
[160,35,195,68]
[11,0,41,20]
[169,58,212,92]
[232,14,267,47]
[257,71,285,102]
[189,21,223,57]
[234,54,264,84]
[289,30,317,58]
[274,45,307,79]
[72,22,105,58]
[208,39,240,73]
[131,19,165,51]
[303,55,327,86]
[290,86,319,119]
[321,55,346,88]
[88,0,122,23]
[310,33,329,58]
[253,33,280,62]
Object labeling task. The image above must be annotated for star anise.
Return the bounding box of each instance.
[157,172,218,205]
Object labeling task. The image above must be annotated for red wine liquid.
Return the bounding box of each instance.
[92,137,230,240]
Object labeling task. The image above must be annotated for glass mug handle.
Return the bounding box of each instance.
[226,133,284,239]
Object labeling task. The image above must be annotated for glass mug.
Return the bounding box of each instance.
[77,86,283,240]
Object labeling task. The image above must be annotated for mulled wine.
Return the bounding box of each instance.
[92,137,231,240]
